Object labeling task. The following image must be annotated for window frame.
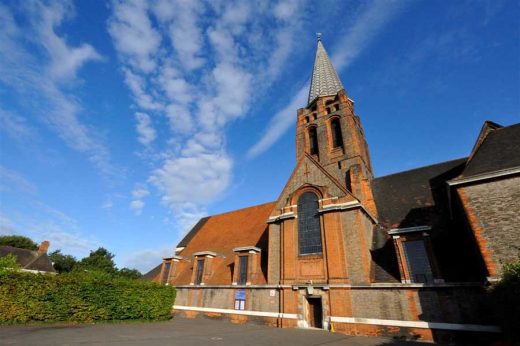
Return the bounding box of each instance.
[194,258,205,285]
[330,117,343,149]
[237,255,249,285]
[307,126,319,156]
[161,260,172,284]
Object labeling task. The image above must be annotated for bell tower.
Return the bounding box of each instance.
[295,36,375,212]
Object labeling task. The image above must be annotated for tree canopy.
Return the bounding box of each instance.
[49,250,77,273]
[1,236,142,278]
[77,247,117,274]
[0,235,38,250]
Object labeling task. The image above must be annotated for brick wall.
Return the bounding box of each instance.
[458,176,520,276]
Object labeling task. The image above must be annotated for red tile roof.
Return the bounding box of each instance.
[172,201,275,285]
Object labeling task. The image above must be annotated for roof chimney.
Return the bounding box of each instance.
[38,240,50,254]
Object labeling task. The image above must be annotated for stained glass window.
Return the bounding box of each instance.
[298,192,323,255]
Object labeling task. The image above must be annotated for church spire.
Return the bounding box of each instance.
[308,35,344,105]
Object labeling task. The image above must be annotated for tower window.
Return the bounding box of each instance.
[297,192,323,255]
[331,118,343,148]
[345,169,352,193]
[194,259,204,285]
[309,127,319,156]
[238,256,248,285]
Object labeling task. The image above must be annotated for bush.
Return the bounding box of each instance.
[0,270,176,324]
[488,258,520,342]
[0,254,20,270]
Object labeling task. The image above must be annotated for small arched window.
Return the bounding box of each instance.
[331,118,343,148]
[297,192,323,255]
[308,127,319,156]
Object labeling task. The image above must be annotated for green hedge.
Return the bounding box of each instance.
[0,270,176,324]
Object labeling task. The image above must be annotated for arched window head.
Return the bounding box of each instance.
[331,118,343,148]
[297,192,323,255]
[308,127,319,156]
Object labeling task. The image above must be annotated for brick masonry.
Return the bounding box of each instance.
[458,176,520,276]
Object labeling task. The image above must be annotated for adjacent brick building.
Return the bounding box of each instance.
[145,38,519,341]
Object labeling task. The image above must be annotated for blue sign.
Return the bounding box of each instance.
[235,289,246,300]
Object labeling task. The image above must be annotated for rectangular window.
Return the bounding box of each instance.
[403,240,433,283]
[161,261,171,284]
[238,256,248,285]
[194,259,204,285]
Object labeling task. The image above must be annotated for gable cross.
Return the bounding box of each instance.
[303,163,311,179]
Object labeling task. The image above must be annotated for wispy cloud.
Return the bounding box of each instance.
[0,1,113,177]
[108,0,308,231]
[0,109,35,141]
[135,112,157,145]
[247,0,409,158]
[0,165,37,195]
[0,166,100,258]
[122,244,175,273]
[130,184,149,215]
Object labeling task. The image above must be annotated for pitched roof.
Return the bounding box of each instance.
[142,263,162,282]
[459,122,520,178]
[372,158,467,228]
[172,201,275,285]
[0,245,56,273]
[308,39,344,105]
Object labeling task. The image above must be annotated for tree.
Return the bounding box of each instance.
[0,235,38,250]
[77,247,117,274]
[118,267,142,279]
[489,255,520,342]
[49,250,77,273]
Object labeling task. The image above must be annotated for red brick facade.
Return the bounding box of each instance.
[144,40,519,342]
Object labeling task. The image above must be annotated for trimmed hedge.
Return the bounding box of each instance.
[0,270,176,324]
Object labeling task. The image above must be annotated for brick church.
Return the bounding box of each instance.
[145,38,520,341]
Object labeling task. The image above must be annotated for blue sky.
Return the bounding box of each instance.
[0,0,518,272]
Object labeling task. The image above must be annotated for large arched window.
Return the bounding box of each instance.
[297,192,323,255]
[331,118,343,148]
[308,127,319,156]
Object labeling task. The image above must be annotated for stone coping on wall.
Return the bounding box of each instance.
[175,282,485,289]
[172,305,500,333]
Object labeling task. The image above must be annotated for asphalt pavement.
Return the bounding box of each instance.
[0,316,436,346]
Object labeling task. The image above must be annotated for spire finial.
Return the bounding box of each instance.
[307,36,344,105]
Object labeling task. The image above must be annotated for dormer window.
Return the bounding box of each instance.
[161,259,172,284]
[390,226,442,284]
[190,251,222,286]
[238,256,248,285]
[232,246,261,285]
[194,258,204,285]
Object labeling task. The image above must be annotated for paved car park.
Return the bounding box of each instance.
[0,316,436,346]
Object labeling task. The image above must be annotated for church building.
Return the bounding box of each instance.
[144,38,520,342]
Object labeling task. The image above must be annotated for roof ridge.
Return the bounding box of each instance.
[375,157,468,179]
[207,201,276,218]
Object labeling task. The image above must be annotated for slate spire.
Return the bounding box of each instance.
[308,35,344,105]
